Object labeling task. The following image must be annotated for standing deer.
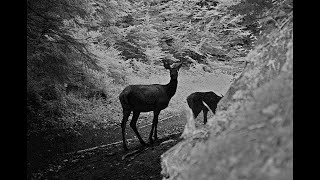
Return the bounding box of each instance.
[119,60,182,150]
[186,91,223,124]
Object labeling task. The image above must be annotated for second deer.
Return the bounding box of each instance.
[119,60,182,150]
[187,91,223,124]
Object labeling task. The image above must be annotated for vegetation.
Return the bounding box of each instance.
[27,0,291,178]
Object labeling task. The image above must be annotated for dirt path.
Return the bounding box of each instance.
[36,113,189,180]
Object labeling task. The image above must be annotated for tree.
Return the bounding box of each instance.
[27,0,108,139]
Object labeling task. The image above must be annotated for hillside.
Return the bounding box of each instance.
[161,3,293,180]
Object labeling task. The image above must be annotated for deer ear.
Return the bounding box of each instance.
[162,60,171,69]
[174,62,183,69]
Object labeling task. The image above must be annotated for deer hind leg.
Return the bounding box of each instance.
[149,110,160,144]
[130,111,146,146]
[121,109,131,150]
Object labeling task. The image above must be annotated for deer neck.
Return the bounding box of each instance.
[166,78,178,98]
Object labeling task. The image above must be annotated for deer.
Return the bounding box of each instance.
[119,60,182,150]
[186,91,223,124]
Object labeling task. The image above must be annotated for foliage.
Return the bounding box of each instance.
[27,0,121,173]
[255,0,293,45]
[104,0,277,65]
[28,0,95,109]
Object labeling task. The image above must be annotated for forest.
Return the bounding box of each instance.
[27,0,292,179]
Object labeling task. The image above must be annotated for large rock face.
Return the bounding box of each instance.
[161,17,293,180]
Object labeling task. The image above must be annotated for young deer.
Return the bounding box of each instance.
[186,91,223,124]
[119,60,182,150]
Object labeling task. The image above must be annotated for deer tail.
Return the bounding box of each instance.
[119,89,130,107]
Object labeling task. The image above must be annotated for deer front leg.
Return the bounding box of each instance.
[203,109,208,124]
[121,109,131,151]
[153,110,161,141]
[149,110,160,144]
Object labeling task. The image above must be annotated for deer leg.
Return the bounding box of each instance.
[130,111,146,146]
[153,110,160,141]
[203,108,208,124]
[121,109,131,151]
[149,110,160,144]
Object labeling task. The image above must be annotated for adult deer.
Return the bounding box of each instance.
[186,91,223,124]
[119,60,182,150]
